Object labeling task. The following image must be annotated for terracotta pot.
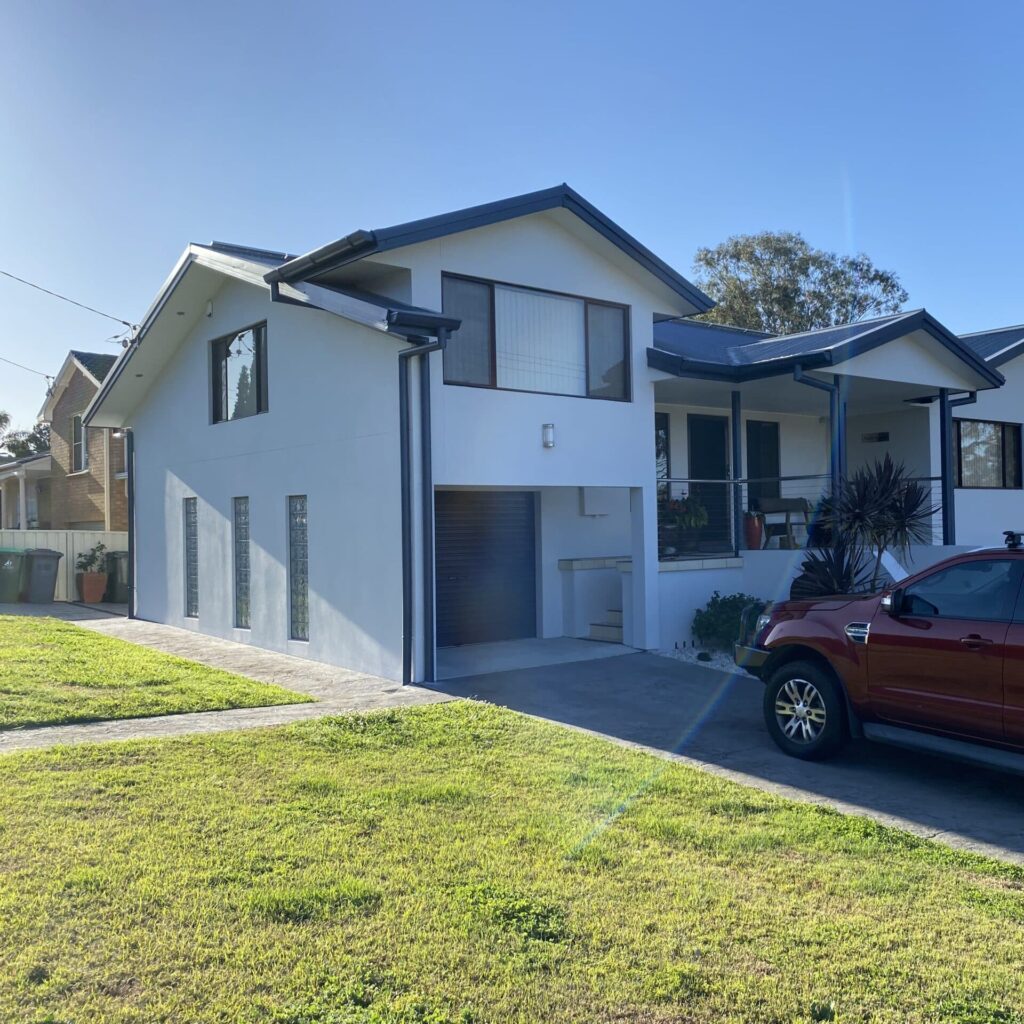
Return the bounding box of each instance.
[743,513,764,551]
[77,572,109,604]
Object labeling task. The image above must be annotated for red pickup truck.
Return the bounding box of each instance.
[735,533,1024,772]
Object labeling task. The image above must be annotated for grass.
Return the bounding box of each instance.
[1,703,1023,1023]
[0,615,310,728]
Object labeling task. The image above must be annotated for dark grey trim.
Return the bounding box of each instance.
[941,391,978,542]
[126,429,136,619]
[793,366,845,493]
[264,184,714,313]
[650,309,1005,388]
[397,325,452,686]
[730,390,742,555]
[862,721,1024,776]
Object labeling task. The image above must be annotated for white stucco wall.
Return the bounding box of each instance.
[130,277,406,680]
[845,406,932,479]
[953,358,1024,547]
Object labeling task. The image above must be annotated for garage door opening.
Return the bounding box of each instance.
[435,490,537,648]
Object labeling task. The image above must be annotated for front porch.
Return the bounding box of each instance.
[654,370,946,560]
[0,454,52,530]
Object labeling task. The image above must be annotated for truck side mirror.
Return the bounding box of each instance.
[881,589,902,616]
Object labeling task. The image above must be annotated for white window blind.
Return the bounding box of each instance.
[494,285,586,395]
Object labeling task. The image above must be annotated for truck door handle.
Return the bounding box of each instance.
[960,634,994,649]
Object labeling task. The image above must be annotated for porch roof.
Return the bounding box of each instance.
[650,309,1004,389]
[0,453,51,483]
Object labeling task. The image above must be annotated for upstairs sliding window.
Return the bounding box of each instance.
[441,275,630,401]
[212,323,268,423]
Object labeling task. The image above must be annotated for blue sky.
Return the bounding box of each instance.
[1,0,1022,428]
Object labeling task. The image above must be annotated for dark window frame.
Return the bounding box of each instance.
[71,414,89,473]
[955,417,1023,490]
[440,272,632,402]
[210,322,269,424]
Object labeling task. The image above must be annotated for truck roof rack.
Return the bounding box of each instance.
[1004,530,1024,549]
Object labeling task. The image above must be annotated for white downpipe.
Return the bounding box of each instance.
[878,548,908,582]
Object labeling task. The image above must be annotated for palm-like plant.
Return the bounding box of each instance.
[794,455,940,598]
[832,455,939,588]
[791,535,873,599]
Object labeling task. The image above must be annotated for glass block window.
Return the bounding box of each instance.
[233,497,250,629]
[288,495,309,641]
[183,497,198,618]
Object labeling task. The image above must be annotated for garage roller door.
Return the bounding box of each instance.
[435,490,537,647]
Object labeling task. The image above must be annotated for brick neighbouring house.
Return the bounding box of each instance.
[0,350,128,531]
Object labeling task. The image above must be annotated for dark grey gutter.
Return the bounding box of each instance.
[389,309,460,685]
[793,365,846,492]
[938,389,977,544]
[125,429,136,619]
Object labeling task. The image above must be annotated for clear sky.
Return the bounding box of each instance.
[1,0,1022,428]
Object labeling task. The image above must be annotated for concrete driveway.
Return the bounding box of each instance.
[435,652,1024,865]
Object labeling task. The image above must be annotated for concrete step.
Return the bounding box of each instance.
[605,609,623,626]
[589,623,624,643]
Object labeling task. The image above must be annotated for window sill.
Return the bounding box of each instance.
[66,469,92,478]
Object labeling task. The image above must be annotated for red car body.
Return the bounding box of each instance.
[736,543,1024,763]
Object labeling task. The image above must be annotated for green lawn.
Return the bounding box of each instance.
[0,616,310,728]
[1,703,1022,1023]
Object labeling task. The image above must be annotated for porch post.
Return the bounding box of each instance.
[730,390,742,554]
[938,388,954,544]
[17,472,26,530]
[835,378,848,482]
[625,485,659,650]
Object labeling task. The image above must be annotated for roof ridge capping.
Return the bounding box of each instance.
[263,184,714,313]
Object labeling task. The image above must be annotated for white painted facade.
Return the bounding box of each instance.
[86,196,1021,683]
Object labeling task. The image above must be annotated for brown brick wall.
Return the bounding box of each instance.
[47,367,128,531]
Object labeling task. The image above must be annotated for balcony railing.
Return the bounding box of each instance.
[657,475,943,560]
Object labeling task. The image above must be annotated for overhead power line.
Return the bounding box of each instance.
[0,353,53,381]
[0,269,137,329]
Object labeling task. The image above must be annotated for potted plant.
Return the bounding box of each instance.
[76,541,108,604]
[743,510,764,550]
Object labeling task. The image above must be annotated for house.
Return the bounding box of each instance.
[0,351,128,531]
[84,185,1015,684]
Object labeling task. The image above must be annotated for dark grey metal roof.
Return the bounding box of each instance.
[650,309,1004,387]
[206,241,297,267]
[71,351,118,382]
[263,184,714,313]
[959,324,1024,367]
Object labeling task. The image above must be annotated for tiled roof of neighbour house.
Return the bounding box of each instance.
[649,309,1004,387]
[958,323,1024,367]
[263,184,715,314]
[70,351,118,383]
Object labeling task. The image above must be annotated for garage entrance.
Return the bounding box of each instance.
[435,490,537,647]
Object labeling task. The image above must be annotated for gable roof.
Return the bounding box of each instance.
[959,323,1024,367]
[70,351,117,384]
[264,184,714,314]
[650,309,1004,388]
[38,349,121,422]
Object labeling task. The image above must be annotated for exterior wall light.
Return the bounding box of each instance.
[542,423,555,449]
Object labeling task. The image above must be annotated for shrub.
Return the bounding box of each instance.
[691,591,766,649]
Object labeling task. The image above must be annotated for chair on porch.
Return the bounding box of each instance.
[752,497,811,549]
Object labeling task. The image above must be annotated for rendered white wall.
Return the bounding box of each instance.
[130,277,406,680]
[846,407,932,478]
[953,359,1024,547]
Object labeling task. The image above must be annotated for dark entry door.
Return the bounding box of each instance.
[746,420,780,510]
[435,490,537,647]
[687,414,730,550]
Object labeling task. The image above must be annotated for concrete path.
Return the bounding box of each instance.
[435,653,1024,866]
[0,604,449,753]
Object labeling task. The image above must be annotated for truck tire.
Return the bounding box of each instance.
[763,660,847,760]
